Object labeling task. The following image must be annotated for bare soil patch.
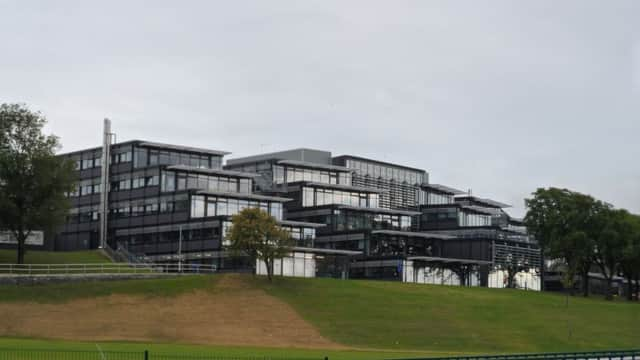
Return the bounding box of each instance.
[0,274,344,349]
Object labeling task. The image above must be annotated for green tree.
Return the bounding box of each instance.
[593,208,631,300]
[226,207,294,281]
[0,104,76,264]
[524,188,575,292]
[620,213,640,301]
[524,188,599,295]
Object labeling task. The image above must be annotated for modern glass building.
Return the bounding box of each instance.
[55,140,326,272]
[49,135,540,287]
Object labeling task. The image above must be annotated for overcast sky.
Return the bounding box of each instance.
[1,0,638,217]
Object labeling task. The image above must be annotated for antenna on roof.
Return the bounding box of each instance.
[468,189,472,196]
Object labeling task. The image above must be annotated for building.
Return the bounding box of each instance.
[55,139,347,274]
[48,122,540,287]
[225,148,541,288]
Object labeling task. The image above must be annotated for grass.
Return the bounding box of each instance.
[0,275,216,303]
[0,338,445,360]
[251,276,640,354]
[1,274,639,356]
[0,249,110,264]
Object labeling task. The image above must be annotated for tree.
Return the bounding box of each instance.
[524,188,599,295]
[620,213,640,301]
[226,207,294,281]
[525,188,576,292]
[593,208,631,300]
[0,104,76,264]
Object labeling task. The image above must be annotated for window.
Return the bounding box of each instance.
[239,179,250,193]
[132,177,145,189]
[133,148,148,168]
[274,165,285,184]
[149,150,159,165]
[190,195,206,218]
[303,187,315,207]
[146,175,159,187]
[207,200,216,217]
[199,156,209,169]
[177,173,187,190]
[161,172,175,192]
[81,159,93,170]
[270,202,282,220]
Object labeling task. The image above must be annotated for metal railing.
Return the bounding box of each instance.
[0,348,322,360]
[389,349,640,360]
[0,262,218,276]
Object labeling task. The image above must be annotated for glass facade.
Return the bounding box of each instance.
[299,209,412,233]
[133,147,222,169]
[190,194,283,220]
[273,165,351,186]
[417,190,454,205]
[458,211,491,227]
[302,186,379,208]
[161,171,251,194]
[345,159,425,185]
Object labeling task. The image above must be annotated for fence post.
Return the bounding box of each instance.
[144,349,149,360]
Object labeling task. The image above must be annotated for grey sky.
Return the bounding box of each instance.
[1,0,639,217]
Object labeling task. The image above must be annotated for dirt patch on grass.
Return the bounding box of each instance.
[0,274,344,349]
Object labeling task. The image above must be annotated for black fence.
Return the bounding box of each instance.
[389,349,640,360]
[0,349,323,360]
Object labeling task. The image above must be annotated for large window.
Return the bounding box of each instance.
[346,159,425,184]
[190,195,283,220]
[458,211,491,227]
[302,187,378,208]
[280,166,349,185]
[321,209,412,232]
[133,147,220,169]
[418,190,454,205]
[161,170,251,194]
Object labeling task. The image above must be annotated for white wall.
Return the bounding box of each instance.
[256,252,316,278]
[402,260,481,286]
[488,269,541,291]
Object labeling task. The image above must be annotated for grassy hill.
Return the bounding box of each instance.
[0,249,110,264]
[0,274,638,357]
[253,277,640,353]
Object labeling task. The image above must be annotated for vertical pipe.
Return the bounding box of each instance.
[99,119,111,249]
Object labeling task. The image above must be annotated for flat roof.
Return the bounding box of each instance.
[277,159,351,172]
[455,195,511,208]
[166,165,259,178]
[371,230,455,240]
[335,205,421,216]
[139,141,230,156]
[421,183,466,195]
[332,154,426,174]
[195,190,292,202]
[58,139,231,157]
[292,181,386,194]
[407,256,493,265]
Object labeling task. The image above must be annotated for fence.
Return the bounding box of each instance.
[0,349,322,360]
[0,262,218,276]
[389,349,640,360]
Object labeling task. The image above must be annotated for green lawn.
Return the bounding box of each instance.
[252,277,640,354]
[1,274,639,356]
[0,249,110,264]
[0,338,445,360]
